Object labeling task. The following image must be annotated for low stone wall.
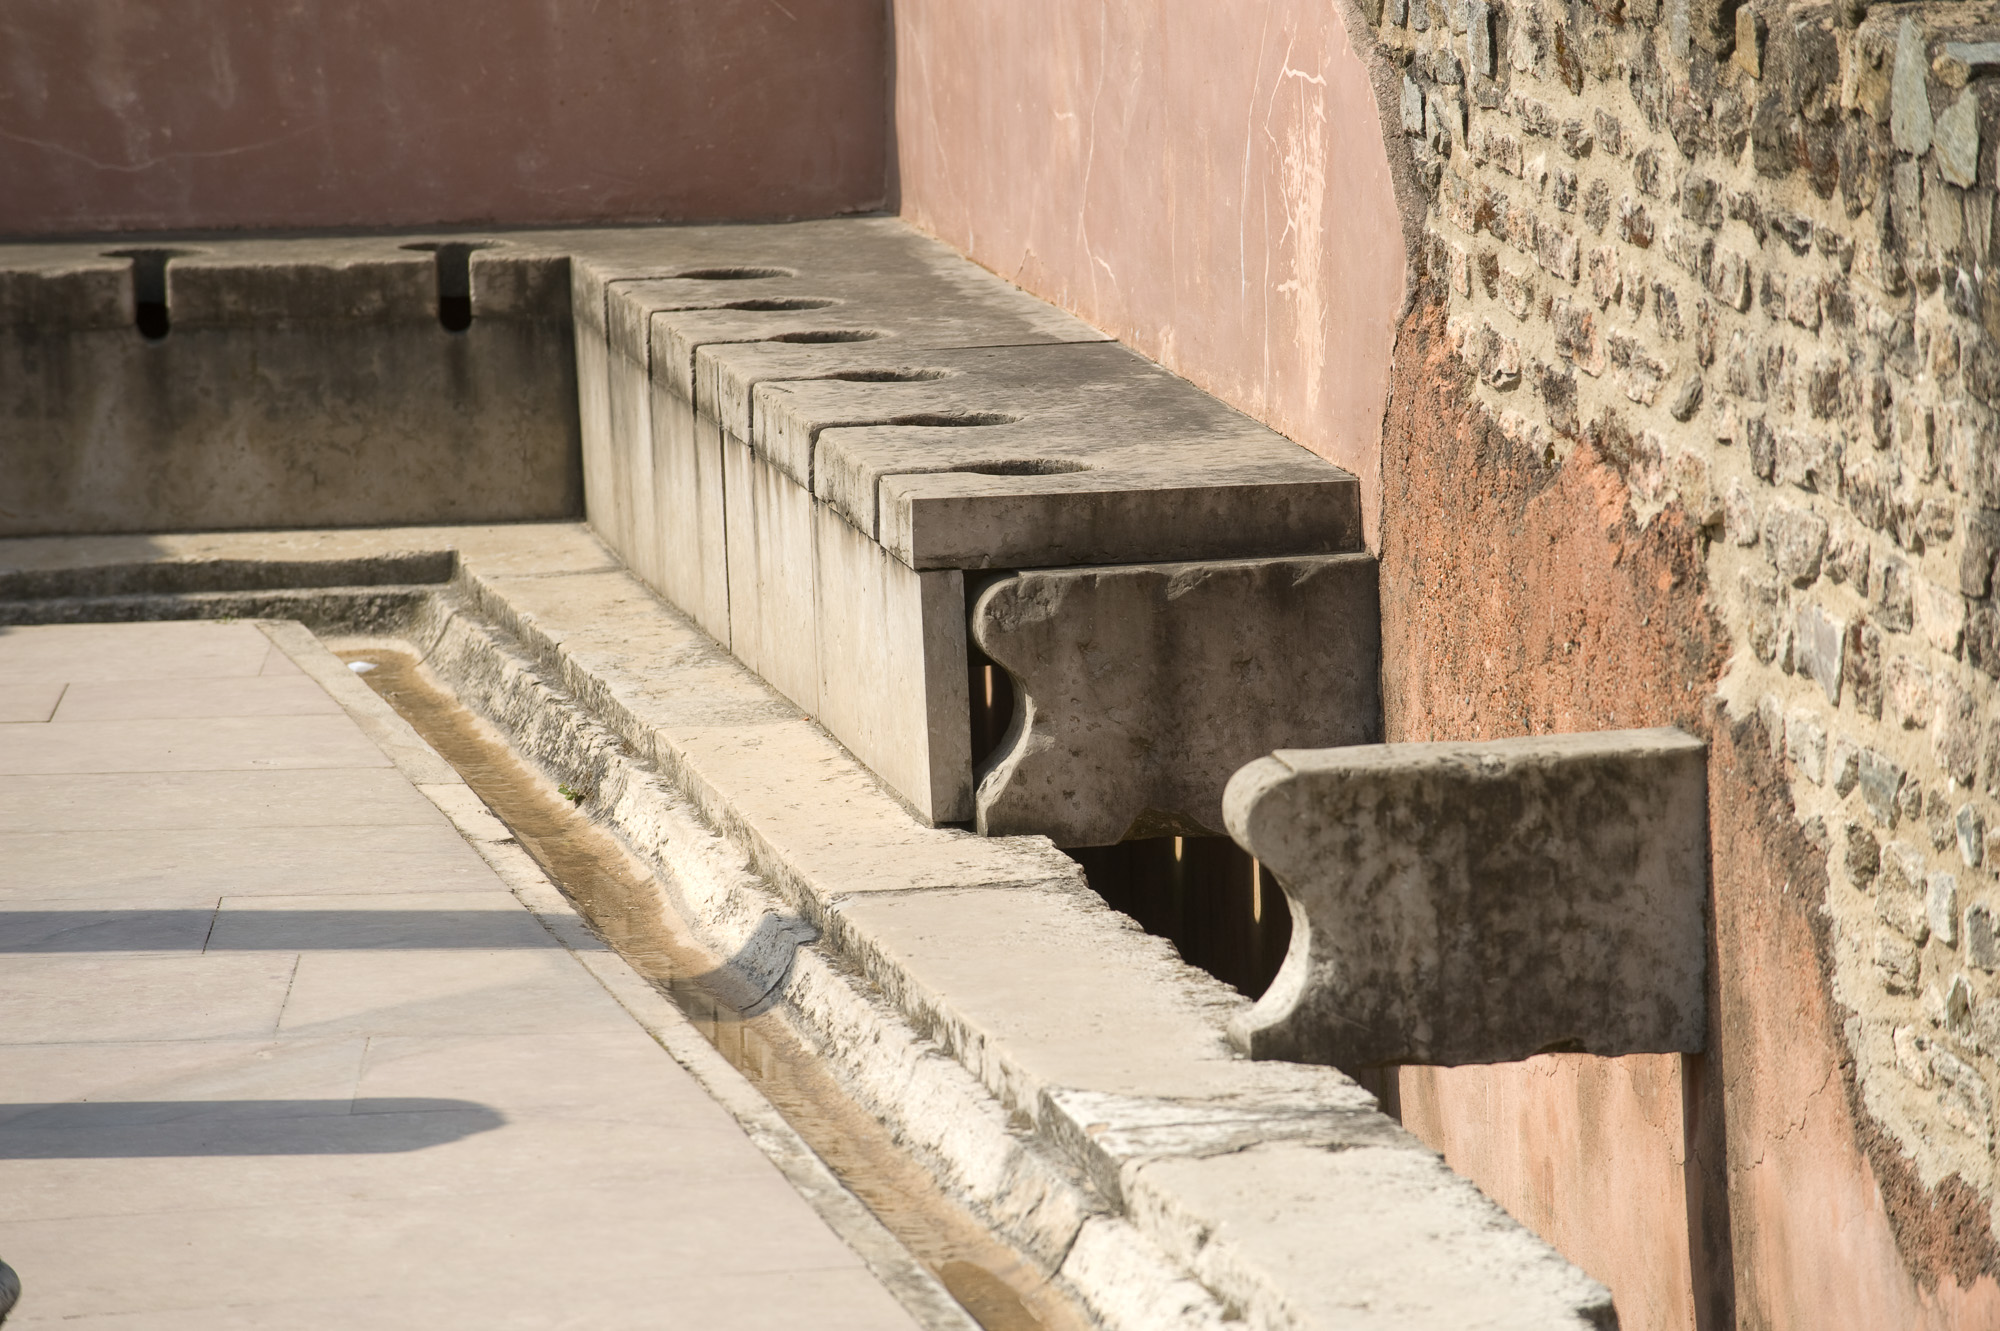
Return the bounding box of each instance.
[1,236,581,535]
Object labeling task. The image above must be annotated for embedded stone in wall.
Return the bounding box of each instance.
[1222,730,1709,1067]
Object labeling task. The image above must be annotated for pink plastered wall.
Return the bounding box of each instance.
[0,0,887,236]
[889,0,1411,547]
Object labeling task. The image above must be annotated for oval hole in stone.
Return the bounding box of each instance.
[768,329,883,344]
[823,368,951,383]
[947,459,1089,476]
[670,266,794,280]
[885,412,1020,429]
[718,298,838,311]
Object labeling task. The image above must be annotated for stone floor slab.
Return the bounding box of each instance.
[0,714,391,775]
[0,770,451,832]
[49,676,340,722]
[0,683,63,723]
[0,828,500,900]
[0,622,273,684]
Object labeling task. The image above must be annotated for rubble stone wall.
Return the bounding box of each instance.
[1377,0,2000,1321]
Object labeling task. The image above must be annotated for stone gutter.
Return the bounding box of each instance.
[0,522,1616,1330]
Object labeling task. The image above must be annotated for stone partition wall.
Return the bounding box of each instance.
[1372,0,2000,1324]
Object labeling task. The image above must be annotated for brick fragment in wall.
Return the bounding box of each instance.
[1771,210,1814,255]
[1776,428,1839,493]
[1560,116,1592,157]
[1681,171,1723,228]
[1515,94,1557,138]
[1848,621,1886,718]
[1588,245,1621,307]
[1929,790,1959,853]
[1875,554,1915,632]
[1726,478,1761,546]
[1917,577,1968,656]
[1932,1048,1994,1143]
[1880,857,1931,942]
[1837,121,1884,220]
[1866,371,1893,447]
[1896,1024,1937,1084]
[1500,266,1535,318]
[1879,930,1922,992]
[1885,655,1934,730]
[1764,499,1829,584]
[1537,224,1580,282]
[1971,904,2000,971]
[1695,296,1718,365]
[1727,330,1769,402]
[1710,245,1752,309]
[1671,445,1722,523]
[1933,872,1964,947]
[1936,679,1980,781]
[1825,523,1871,593]
[1553,297,1606,374]
[1533,360,1578,435]
[1553,166,1578,212]
[1670,375,1704,421]
[1619,194,1655,246]
[1742,568,1785,662]
[1932,327,1962,382]
[1796,600,1846,703]
[1467,0,1495,77]
[1402,76,1427,134]
[1962,804,1989,868]
[1939,92,1986,190]
[1807,356,1845,419]
[1788,274,1824,330]
[1729,188,1768,243]
[1969,607,2000,680]
[1843,456,1890,532]
[1606,330,1668,404]
[1847,820,1883,886]
[1963,511,2000,598]
[1833,734,1863,796]
[1584,178,1612,232]
[1787,706,1829,783]
[1667,224,1715,283]
[1648,279,1680,339]
[1903,778,1928,828]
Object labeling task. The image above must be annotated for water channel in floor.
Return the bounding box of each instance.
[338,646,1092,1331]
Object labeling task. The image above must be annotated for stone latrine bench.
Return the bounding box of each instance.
[570,220,1380,842]
[1,219,1378,852]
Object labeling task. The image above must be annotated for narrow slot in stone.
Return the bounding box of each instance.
[401,241,488,332]
[104,249,179,341]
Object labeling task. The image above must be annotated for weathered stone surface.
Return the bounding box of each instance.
[972,555,1380,848]
[1937,93,1981,189]
[1222,729,1709,1067]
[746,341,1361,570]
[1892,19,1935,156]
[0,235,581,537]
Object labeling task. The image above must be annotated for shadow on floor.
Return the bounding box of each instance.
[0,910,563,951]
[0,1099,505,1156]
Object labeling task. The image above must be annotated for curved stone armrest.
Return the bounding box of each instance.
[1222,729,1709,1068]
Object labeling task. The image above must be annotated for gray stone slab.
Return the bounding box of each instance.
[757,341,1362,570]
[0,828,500,900]
[276,949,638,1037]
[0,954,298,1042]
[724,433,824,714]
[0,770,450,832]
[0,621,273,683]
[1223,728,1710,1066]
[812,506,971,825]
[0,683,63,722]
[1,235,580,538]
[647,391,733,643]
[0,714,390,774]
[973,553,1380,847]
[1127,1143,1615,1330]
[49,677,340,721]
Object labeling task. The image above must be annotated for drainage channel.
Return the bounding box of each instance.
[337,646,1093,1331]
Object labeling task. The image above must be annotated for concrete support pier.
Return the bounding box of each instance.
[0,619,933,1329]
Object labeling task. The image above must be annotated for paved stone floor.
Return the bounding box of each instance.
[0,621,922,1329]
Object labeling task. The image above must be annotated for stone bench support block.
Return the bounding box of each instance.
[972,554,1381,848]
[1223,728,1710,1067]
